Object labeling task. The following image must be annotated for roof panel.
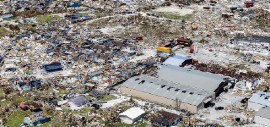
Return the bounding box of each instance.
[249,91,270,107]
[122,75,213,106]
[157,65,225,92]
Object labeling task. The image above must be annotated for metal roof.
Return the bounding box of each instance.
[256,107,270,119]
[163,56,191,66]
[68,95,89,107]
[249,91,270,107]
[157,64,225,92]
[44,63,63,72]
[122,75,213,106]
[119,107,145,120]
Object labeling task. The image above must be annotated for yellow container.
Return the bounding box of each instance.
[156,46,171,53]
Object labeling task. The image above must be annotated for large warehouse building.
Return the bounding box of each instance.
[121,75,215,113]
[157,64,227,97]
[120,64,228,113]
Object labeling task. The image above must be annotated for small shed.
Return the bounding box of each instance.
[24,112,51,126]
[19,103,28,111]
[68,95,89,109]
[151,110,182,127]
[44,62,63,72]
[119,107,145,124]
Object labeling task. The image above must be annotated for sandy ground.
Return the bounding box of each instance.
[98,25,126,34]
[197,91,246,126]
[101,94,130,109]
[153,5,194,16]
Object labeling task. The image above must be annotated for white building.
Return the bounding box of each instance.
[119,107,145,124]
[254,107,270,126]
[248,91,270,111]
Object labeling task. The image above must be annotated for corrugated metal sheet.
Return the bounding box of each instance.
[249,91,270,107]
[256,107,270,119]
[157,64,225,92]
[119,107,145,120]
[122,75,213,106]
[163,56,191,66]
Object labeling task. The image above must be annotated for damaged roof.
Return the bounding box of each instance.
[122,75,213,106]
[157,64,225,92]
[249,91,270,107]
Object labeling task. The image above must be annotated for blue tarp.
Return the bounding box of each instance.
[70,3,80,8]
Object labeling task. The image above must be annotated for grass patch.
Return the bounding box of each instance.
[14,96,30,105]
[0,89,4,98]
[0,99,12,108]
[58,89,69,94]
[106,121,147,127]
[151,11,193,20]
[0,27,11,37]
[39,119,63,127]
[19,24,36,31]
[5,110,30,127]
[100,95,116,102]
[80,12,89,16]
[93,11,107,18]
[63,108,93,116]
[36,15,61,24]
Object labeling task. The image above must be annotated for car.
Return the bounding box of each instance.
[215,106,224,110]
[92,103,101,109]
[183,3,191,6]
[20,123,28,127]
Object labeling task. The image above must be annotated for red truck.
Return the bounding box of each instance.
[177,37,193,47]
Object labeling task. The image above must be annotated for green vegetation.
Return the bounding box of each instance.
[0,89,4,98]
[36,15,61,24]
[80,12,89,16]
[6,110,30,127]
[39,119,63,127]
[14,96,30,105]
[100,95,116,102]
[58,89,69,94]
[0,99,12,107]
[6,108,62,127]
[63,108,93,116]
[151,11,193,20]
[0,27,11,37]
[106,121,148,127]
[93,11,107,18]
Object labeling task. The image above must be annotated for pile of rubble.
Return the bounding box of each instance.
[194,63,262,81]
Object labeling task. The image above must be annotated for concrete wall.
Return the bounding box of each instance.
[120,86,198,113]
[254,115,270,126]
[120,116,133,124]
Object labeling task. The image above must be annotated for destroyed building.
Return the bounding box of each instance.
[24,112,51,126]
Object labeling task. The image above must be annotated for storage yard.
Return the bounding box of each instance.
[0,0,270,127]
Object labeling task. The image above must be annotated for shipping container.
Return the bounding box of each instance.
[156,46,171,53]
